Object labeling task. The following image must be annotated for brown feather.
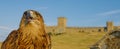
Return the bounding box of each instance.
[1,10,51,49]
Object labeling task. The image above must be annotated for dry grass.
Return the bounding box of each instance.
[0,42,2,49]
[52,32,105,49]
[0,32,105,49]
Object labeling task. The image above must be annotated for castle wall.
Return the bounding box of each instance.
[45,26,57,34]
[66,27,105,33]
[45,26,105,33]
[45,17,119,34]
[57,17,67,33]
[45,26,120,33]
[114,26,120,30]
[107,21,114,31]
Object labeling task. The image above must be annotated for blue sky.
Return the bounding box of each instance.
[0,0,120,41]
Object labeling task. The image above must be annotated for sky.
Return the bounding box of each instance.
[0,0,120,41]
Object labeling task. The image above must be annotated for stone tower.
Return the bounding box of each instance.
[57,17,67,33]
[107,21,114,32]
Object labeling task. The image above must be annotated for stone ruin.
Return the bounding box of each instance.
[90,30,120,49]
[45,17,120,34]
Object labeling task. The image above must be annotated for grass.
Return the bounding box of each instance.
[51,32,105,49]
[0,42,2,49]
[0,32,105,49]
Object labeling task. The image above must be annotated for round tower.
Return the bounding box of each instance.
[106,21,114,32]
[57,17,67,33]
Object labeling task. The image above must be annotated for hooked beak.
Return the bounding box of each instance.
[26,10,34,22]
[25,10,36,24]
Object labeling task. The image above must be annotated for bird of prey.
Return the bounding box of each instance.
[1,10,51,49]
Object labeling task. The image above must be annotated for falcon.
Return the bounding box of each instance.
[1,10,51,49]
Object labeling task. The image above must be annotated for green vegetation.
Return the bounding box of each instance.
[0,32,105,49]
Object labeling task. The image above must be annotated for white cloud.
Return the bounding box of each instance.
[0,26,13,30]
[97,9,120,16]
[0,26,15,42]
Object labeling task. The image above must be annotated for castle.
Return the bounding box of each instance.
[45,17,120,34]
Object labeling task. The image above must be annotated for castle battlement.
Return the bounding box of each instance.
[45,17,120,33]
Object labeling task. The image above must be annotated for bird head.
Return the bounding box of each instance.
[20,10,44,28]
